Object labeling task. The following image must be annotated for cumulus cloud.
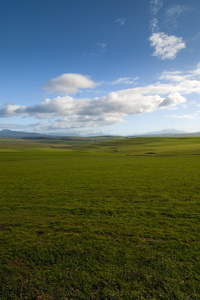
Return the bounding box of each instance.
[48,113,125,130]
[0,86,186,119]
[0,90,185,120]
[149,32,186,60]
[148,1,187,60]
[18,96,75,118]
[159,93,186,107]
[1,64,200,130]
[43,73,97,94]
[0,104,23,117]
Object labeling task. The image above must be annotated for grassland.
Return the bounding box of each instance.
[0,137,200,299]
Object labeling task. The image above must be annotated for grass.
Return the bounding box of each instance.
[0,137,200,299]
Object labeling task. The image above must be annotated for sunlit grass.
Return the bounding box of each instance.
[0,137,200,299]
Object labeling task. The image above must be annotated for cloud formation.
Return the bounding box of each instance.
[165,4,191,25]
[149,0,186,60]
[1,64,200,131]
[169,114,197,120]
[43,73,97,94]
[150,0,163,15]
[110,77,139,85]
[150,18,159,32]
[0,104,22,117]
[0,91,184,130]
[149,32,186,60]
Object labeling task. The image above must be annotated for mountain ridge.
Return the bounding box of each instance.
[0,129,50,138]
[1,129,200,138]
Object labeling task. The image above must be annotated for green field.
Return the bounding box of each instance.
[0,137,200,299]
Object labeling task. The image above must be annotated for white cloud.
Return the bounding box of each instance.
[159,64,200,94]
[0,89,186,120]
[165,4,191,25]
[149,32,186,60]
[20,96,75,118]
[150,18,159,32]
[150,0,163,15]
[2,64,200,131]
[110,77,139,85]
[191,63,200,77]
[43,73,97,94]
[169,114,197,119]
[159,71,188,82]
[159,93,186,107]
[48,113,125,130]
[0,103,23,117]
[149,2,188,61]
[115,18,126,26]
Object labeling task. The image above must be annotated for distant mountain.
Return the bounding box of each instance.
[1,128,200,139]
[131,129,200,137]
[141,129,185,136]
[0,129,49,138]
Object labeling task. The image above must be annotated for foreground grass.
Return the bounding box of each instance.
[0,137,200,299]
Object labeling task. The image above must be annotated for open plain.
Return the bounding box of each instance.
[0,137,200,299]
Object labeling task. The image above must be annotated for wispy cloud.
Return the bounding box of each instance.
[110,77,139,85]
[90,43,107,56]
[160,63,200,90]
[115,18,126,26]
[150,18,159,32]
[97,43,107,54]
[149,32,186,60]
[169,114,197,120]
[150,0,163,16]
[83,43,107,57]
[0,123,29,130]
[43,73,97,94]
[165,4,191,26]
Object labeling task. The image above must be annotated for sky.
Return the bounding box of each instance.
[0,0,200,136]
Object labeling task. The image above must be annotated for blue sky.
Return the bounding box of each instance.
[0,0,200,135]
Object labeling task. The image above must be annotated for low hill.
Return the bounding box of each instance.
[0,129,49,138]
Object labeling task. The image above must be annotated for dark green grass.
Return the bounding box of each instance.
[0,137,200,299]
